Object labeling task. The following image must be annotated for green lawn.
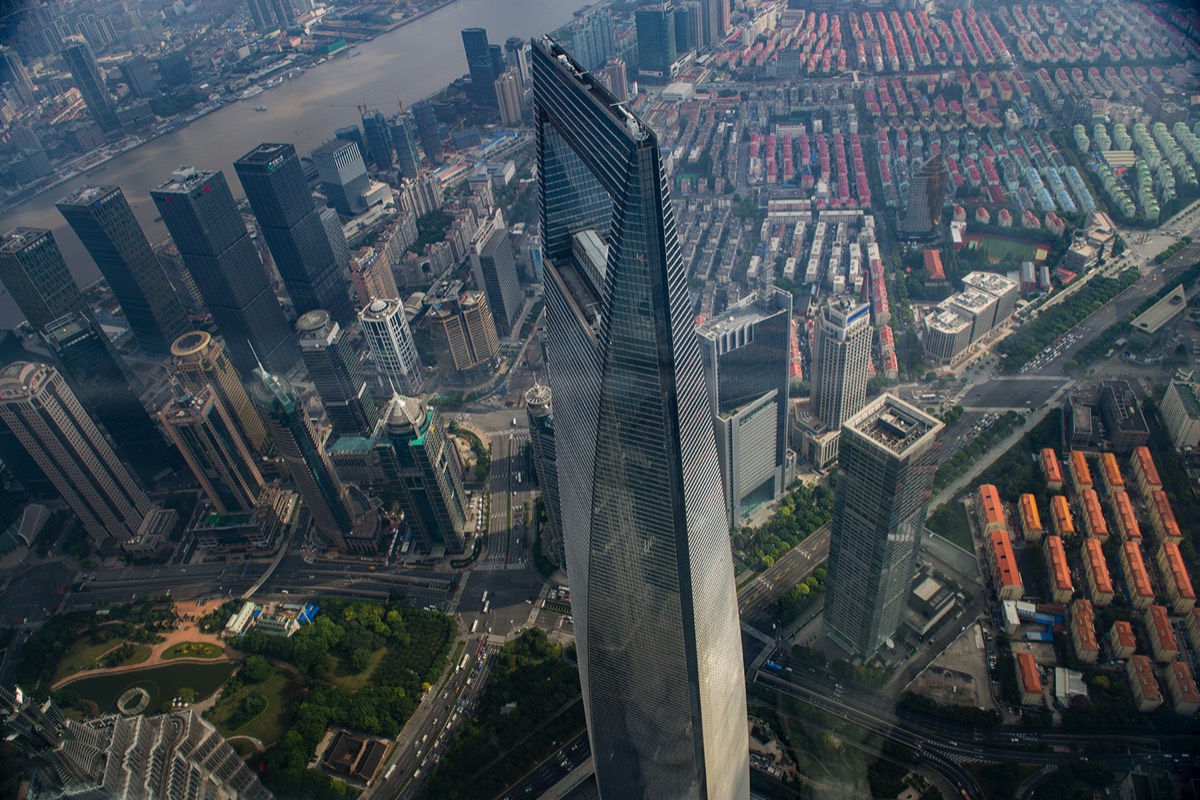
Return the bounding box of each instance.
[926,502,974,553]
[54,639,150,682]
[330,646,387,690]
[162,641,225,660]
[208,668,292,746]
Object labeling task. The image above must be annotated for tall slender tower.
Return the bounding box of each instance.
[159,385,264,513]
[359,298,424,395]
[151,166,299,378]
[0,362,162,546]
[297,309,376,436]
[171,331,270,454]
[60,35,120,133]
[534,37,749,799]
[390,113,422,179]
[812,295,872,431]
[57,185,191,356]
[471,228,524,337]
[824,395,943,657]
[43,311,177,485]
[234,143,353,325]
[1,46,37,104]
[361,110,394,171]
[525,383,564,569]
[0,228,89,335]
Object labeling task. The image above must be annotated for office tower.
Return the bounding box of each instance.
[599,57,629,103]
[247,0,275,29]
[0,687,273,800]
[160,385,264,513]
[42,311,178,485]
[701,0,730,47]
[359,298,424,395]
[116,54,156,98]
[533,37,749,800]
[335,124,367,163]
[824,395,943,657]
[269,0,294,28]
[251,368,354,549]
[297,309,376,436]
[697,286,793,526]
[171,331,270,453]
[380,394,467,553]
[320,206,351,273]
[60,35,120,134]
[349,247,398,309]
[472,228,523,337]
[235,143,352,325]
[390,113,422,179]
[675,2,704,53]
[312,139,370,218]
[505,36,532,85]
[526,383,564,568]
[812,295,872,431]
[462,27,500,103]
[151,166,299,378]
[0,331,55,495]
[0,227,89,335]
[0,362,174,547]
[0,46,36,104]
[572,7,614,71]
[412,101,445,163]
[495,69,523,126]
[430,286,499,373]
[900,152,949,241]
[154,51,191,88]
[636,4,677,79]
[57,185,191,356]
[361,109,394,170]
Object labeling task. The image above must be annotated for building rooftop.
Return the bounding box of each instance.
[235,142,293,166]
[1040,449,1063,484]
[1114,491,1141,539]
[927,309,972,335]
[1169,662,1200,705]
[1148,605,1177,650]
[1046,536,1072,591]
[1168,380,1200,420]
[1073,600,1099,652]
[1123,542,1154,599]
[846,394,943,457]
[57,184,119,207]
[1019,494,1042,531]
[1017,651,1041,693]
[1100,453,1124,489]
[1151,490,1181,538]
[990,530,1021,589]
[1131,285,1186,336]
[961,270,1018,297]
[0,226,50,254]
[1084,538,1112,595]
[1112,619,1136,649]
[697,289,784,341]
[1161,541,1196,600]
[951,289,997,315]
[154,165,217,193]
[1128,654,1160,700]
[979,484,1005,527]
[1051,495,1073,533]
[359,297,402,322]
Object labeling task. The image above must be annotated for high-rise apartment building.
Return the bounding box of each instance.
[504,36,532,85]
[0,227,89,335]
[390,113,422,179]
[571,7,614,71]
[701,0,730,47]
[380,394,467,554]
[297,309,376,436]
[160,385,264,513]
[0,362,174,547]
[599,57,629,103]
[429,284,499,373]
[311,139,370,218]
[525,383,564,568]
[43,311,177,485]
[900,152,949,241]
[697,286,793,525]
[824,395,943,657]
[495,69,523,126]
[57,185,191,356]
[635,5,678,80]
[359,298,424,395]
[411,101,445,163]
[534,37,749,799]
[235,143,352,324]
[812,295,872,431]
[171,331,270,454]
[151,167,299,378]
[60,35,120,133]
[349,247,398,309]
[675,2,704,53]
[361,109,394,170]
[471,228,523,337]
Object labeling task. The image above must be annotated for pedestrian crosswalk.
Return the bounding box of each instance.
[474,561,527,572]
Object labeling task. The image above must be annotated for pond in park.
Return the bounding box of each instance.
[61,661,236,714]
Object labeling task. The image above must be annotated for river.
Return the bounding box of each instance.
[0,0,591,328]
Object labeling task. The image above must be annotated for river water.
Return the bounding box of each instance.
[0,0,589,327]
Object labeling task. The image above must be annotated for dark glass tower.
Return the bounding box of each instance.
[57,185,191,356]
[900,152,949,241]
[60,35,120,133]
[462,27,500,102]
[471,228,523,337]
[0,227,89,335]
[234,143,352,324]
[151,166,299,378]
[361,110,394,171]
[390,113,422,179]
[411,101,444,163]
[296,309,376,437]
[635,5,677,79]
[43,311,178,485]
[534,37,748,799]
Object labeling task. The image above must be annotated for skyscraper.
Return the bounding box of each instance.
[151,166,299,378]
[571,7,614,71]
[534,37,749,799]
[359,298,424,395]
[247,0,276,30]
[812,295,872,432]
[311,139,370,218]
[171,330,270,455]
[380,394,467,554]
[504,36,532,85]
[57,185,191,356]
[675,2,705,53]
[160,385,265,513]
[349,247,398,309]
[525,383,564,569]
[390,112,422,179]
[697,286,793,526]
[60,35,120,133]
[0,362,172,547]
[0,46,36,105]
[411,101,445,163]
[495,69,523,127]
[900,152,949,241]
[599,57,629,103]
[824,395,943,657]
[297,309,376,436]
[701,0,730,47]
[117,54,157,98]
[361,109,394,171]
[154,51,192,88]
[235,143,352,324]
[0,227,88,335]
[635,4,677,80]
[429,285,499,373]
[471,228,523,337]
[461,27,502,103]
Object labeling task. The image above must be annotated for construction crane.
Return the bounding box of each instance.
[329,103,370,116]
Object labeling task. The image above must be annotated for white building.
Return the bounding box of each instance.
[359,298,425,395]
[1160,379,1200,451]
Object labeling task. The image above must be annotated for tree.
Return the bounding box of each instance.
[242,655,270,683]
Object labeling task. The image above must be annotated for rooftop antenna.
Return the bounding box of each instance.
[247,340,266,376]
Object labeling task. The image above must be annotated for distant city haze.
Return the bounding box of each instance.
[0,0,590,328]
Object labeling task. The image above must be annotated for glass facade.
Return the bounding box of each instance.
[0,227,89,336]
[534,37,748,800]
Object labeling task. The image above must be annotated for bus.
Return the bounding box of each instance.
[482,600,490,615]
[384,765,396,780]
[459,653,470,671]
[481,591,488,606]
[470,619,479,634]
